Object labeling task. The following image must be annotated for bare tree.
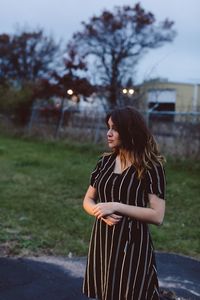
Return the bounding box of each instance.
[0,29,60,84]
[66,3,176,108]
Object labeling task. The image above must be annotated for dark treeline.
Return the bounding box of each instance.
[0,3,176,125]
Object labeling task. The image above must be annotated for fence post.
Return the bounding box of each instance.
[55,97,65,139]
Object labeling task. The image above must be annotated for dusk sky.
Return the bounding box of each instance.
[1,0,200,84]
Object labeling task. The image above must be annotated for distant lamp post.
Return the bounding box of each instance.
[67,89,73,96]
[55,89,73,138]
[121,87,136,107]
[122,88,128,94]
[128,88,135,95]
[122,88,135,95]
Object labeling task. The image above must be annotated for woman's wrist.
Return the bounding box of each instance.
[114,202,121,214]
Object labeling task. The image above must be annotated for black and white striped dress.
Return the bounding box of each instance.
[83,153,166,300]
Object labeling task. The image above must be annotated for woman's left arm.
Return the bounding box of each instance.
[93,194,165,226]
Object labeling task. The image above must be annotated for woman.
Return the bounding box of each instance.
[83,106,166,300]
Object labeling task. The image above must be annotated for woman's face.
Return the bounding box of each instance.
[107,117,121,149]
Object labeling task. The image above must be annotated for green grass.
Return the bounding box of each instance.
[151,158,200,257]
[0,135,199,258]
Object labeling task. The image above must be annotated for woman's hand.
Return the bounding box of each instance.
[93,202,117,219]
[93,202,115,219]
[101,214,122,226]
[93,202,122,226]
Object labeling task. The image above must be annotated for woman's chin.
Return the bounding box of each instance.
[108,143,117,150]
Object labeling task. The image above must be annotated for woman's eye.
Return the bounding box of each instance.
[107,125,118,132]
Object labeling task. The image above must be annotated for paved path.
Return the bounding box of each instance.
[0,253,199,300]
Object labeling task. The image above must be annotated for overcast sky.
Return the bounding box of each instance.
[0,0,200,84]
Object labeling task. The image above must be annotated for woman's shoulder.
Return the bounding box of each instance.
[145,159,166,179]
[145,159,166,199]
[145,159,165,177]
[96,152,115,166]
[149,160,164,168]
[102,151,115,158]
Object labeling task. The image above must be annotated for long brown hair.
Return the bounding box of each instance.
[106,106,165,178]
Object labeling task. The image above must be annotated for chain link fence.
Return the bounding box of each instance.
[1,107,200,158]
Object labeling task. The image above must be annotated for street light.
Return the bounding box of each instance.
[122,88,128,94]
[55,89,73,138]
[128,88,135,95]
[122,88,135,95]
[67,89,73,96]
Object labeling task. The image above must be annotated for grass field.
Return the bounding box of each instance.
[0,135,199,258]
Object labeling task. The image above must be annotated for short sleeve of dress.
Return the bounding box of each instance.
[145,162,166,200]
[90,156,104,188]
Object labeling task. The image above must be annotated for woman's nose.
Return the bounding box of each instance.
[107,129,113,136]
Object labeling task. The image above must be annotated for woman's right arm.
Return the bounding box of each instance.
[83,185,98,216]
[83,185,122,225]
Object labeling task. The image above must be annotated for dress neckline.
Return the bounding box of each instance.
[111,153,133,175]
[113,165,133,175]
